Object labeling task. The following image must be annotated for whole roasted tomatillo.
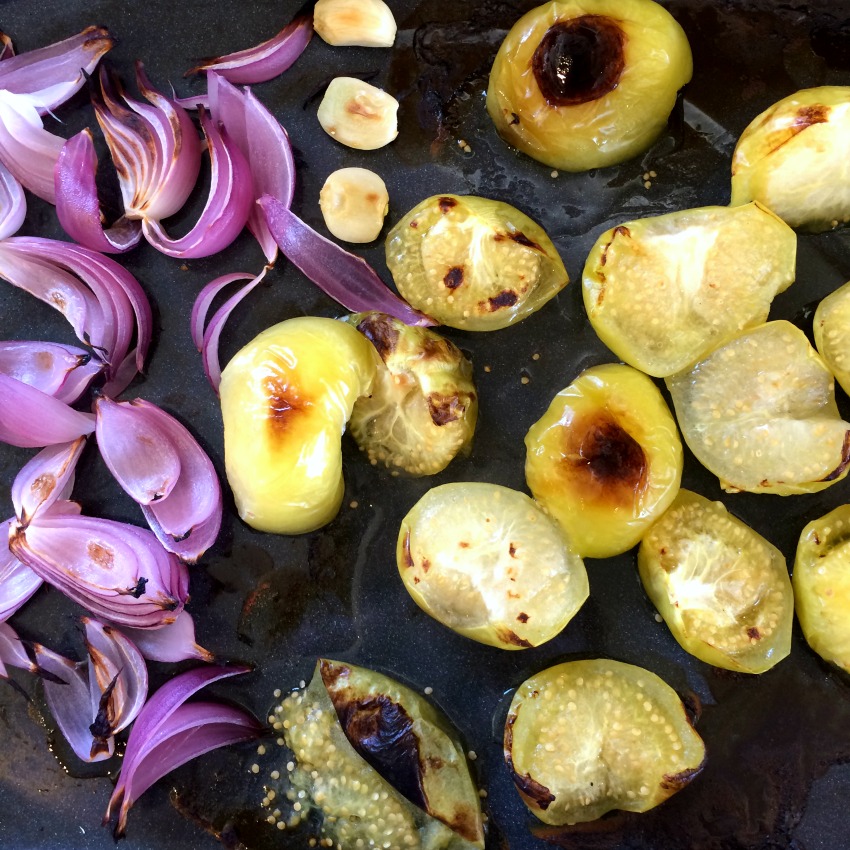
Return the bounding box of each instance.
[504,659,705,825]
[486,0,693,171]
[219,317,378,534]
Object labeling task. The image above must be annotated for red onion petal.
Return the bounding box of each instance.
[0,374,95,448]
[200,266,270,393]
[10,513,187,628]
[113,610,213,663]
[0,90,64,203]
[190,272,254,351]
[186,5,313,85]
[0,26,113,115]
[0,33,14,62]
[260,195,437,326]
[171,91,209,111]
[208,72,295,261]
[11,438,86,523]
[0,620,37,676]
[95,398,181,505]
[141,110,253,259]
[55,130,143,253]
[0,520,42,622]
[0,341,102,404]
[0,159,25,240]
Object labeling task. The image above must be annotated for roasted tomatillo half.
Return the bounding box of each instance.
[794,505,850,674]
[397,483,588,649]
[667,321,850,495]
[525,363,682,559]
[486,0,693,171]
[504,659,705,825]
[639,490,793,674]
[273,660,484,849]
[219,317,378,535]
[386,194,568,331]
[814,280,850,397]
[582,203,796,377]
[344,312,478,476]
[731,86,850,232]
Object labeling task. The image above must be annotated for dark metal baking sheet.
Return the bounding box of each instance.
[2,1,850,848]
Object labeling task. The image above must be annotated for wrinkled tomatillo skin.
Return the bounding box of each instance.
[505,659,705,825]
[486,0,693,171]
[219,317,378,534]
[525,363,682,559]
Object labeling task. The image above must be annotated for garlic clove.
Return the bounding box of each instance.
[314,0,397,48]
[316,77,399,150]
[319,167,389,243]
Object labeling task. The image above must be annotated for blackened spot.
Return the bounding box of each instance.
[356,313,400,361]
[410,219,419,228]
[510,112,520,125]
[443,266,465,290]
[402,531,414,567]
[747,627,761,641]
[89,672,120,745]
[427,392,467,425]
[813,532,821,546]
[661,759,706,791]
[517,612,529,623]
[128,577,148,598]
[422,558,431,573]
[438,196,457,213]
[509,543,517,558]
[488,290,519,311]
[505,711,556,809]
[821,431,850,481]
[509,231,543,251]
[497,627,533,648]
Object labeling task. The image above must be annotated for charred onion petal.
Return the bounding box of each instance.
[83,618,148,750]
[0,621,38,676]
[0,90,64,203]
[55,130,142,253]
[113,610,213,663]
[142,109,253,258]
[95,398,181,505]
[0,520,42,622]
[0,341,102,404]
[0,26,112,115]
[199,267,270,393]
[10,513,187,629]
[260,195,435,326]
[185,3,314,84]
[104,664,254,836]
[208,71,296,261]
[190,272,255,351]
[0,373,95,448]
[0,159,25,240]
[11,438,86,524]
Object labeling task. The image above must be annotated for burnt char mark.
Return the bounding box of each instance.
[509,231,543,252]
[661,759,706,792]
[747,627,761,641]
[497,627,533,648]
[821,431,850,481]
[421,558,431,573]
[356,313,400,361]
[488,290,519,311]
[263,376,307,436]
[427,391,467,426]
[517,612,530,623]
[443,266,465,290]
[599,224,630,268]
[505,710,556,810]
[319,660,429,811]
[763,103,832,159]
[401,530,415,567]
[438,196,457,213]
[510,112,520,125]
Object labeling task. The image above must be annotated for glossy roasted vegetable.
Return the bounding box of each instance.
[486,0,693,172]
[731,86,850,232]
[667,321,850,495]
[814,280,850,397]
[272,659,485,849]
[582,203,796,376]
[345,312,478,476]
[397,483,588,649]
[504,659,705,825]
[793,505,850,674]
[386,194,568,331]
[639,490,793,673]
[525,363,682,558]
[219,317,378,534]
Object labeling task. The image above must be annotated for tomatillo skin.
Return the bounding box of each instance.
[486,0,693,171]
[525,363,683,559]
[219,317,378,535]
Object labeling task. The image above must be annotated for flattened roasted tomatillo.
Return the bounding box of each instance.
[273,660,484,849]
[386,194,568,331]
[525,364,682,558]
[504,659,705,825]
[219,317,378,534]
[639,490,793,674]
[582,203,796,377]
[345,312,478,476]
[794,506,850,674]
[731,86,850,232]
[486,0,693,171]
[667,321,850,495]
[814,280,850,397]
[397,483,588,649]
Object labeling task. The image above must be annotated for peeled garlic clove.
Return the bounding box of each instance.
[317,77,399,150]
[319,167,389,243]
[314,0,397,48]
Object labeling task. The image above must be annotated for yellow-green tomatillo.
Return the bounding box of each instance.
[814,280,850,397]
[219,316,378,534]
[525,363,682,559]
